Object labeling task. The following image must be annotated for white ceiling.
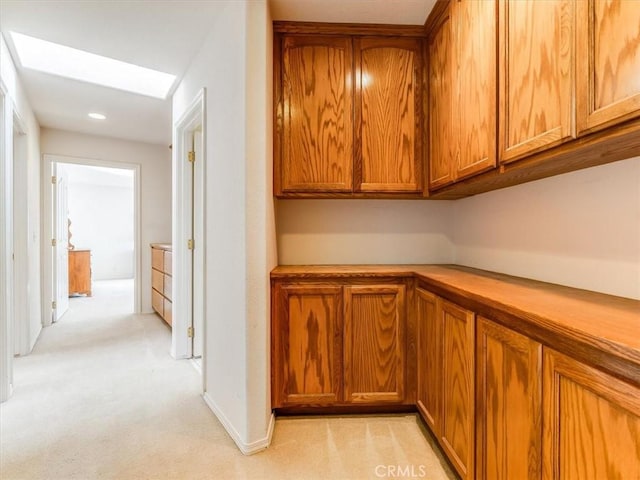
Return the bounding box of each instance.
[0,0,435,147]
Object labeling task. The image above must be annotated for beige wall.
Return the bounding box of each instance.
[275,159,639,301]
[453,157,640,300]
[172,0,275,453]
[40,128,172,312]
[277,199,455,264]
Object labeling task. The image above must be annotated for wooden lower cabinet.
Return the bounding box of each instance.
[272,284,343,407]
[440,299,475,480]
[343,285,406,403]
[542,348,640,479]
[477,317,542,480]
[416,291,475,480]
[416,288,440,432]
[272,280,410,409]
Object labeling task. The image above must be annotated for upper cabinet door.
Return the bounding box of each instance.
[455,0,498,181]
[428,9,456,190]
[499,0,576,164]
[355,38,423,193]
[279,36,354,193]
[577,0,640,135]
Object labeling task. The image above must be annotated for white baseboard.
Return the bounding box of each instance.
[203,392,275,455]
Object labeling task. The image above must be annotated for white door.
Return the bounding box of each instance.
[53,163,69,320]
[192,129,204,358]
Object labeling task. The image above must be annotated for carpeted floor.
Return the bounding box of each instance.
[0,280,456,480]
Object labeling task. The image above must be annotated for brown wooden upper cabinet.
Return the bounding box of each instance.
[275,30,424,197]
[428,0,497,190]
[576,0,640,135]
[499,0,576,163]
[278,35,354,193]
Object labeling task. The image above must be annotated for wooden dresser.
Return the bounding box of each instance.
[68,249,91,296]
[151,244,172,326]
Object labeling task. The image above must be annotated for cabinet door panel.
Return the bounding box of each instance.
[477,317,542,480]
[428,11,455,189]
[500,0,575,163]
[281,36,353,192]
[273,285,343,407]
[543,348,640,480]
[441,299,475,480]
[344,285,405,403]
[456,0,497,180]
[356,38,422,192]
[416,288,441,434]
[577,0,640,134]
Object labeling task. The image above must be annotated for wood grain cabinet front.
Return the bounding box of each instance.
[278,35,354,194]
[151,244,172,327]
[427,0,497,189]
[476,317,542,480]
[499,0,576,163]
[542,348,640,479]
[272,279,412,409]
[272,284,343,407]
[416,290,475,480]
[68,250,92,296]
[576,0,640,135]
[343,284,406,403]
[274,27,424,198]
[355,38,423,193]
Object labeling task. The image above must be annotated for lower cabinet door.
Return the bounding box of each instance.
[543,348,640,479]
[440,299,475,480]
[416,287,441,434]
[272,284,343,407]
[343,284,406,403]
[477,317,542,480]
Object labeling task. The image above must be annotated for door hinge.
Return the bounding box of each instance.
[187,239,194,250]
[51,176,57,184]
[188,151,195,163]
[52,301,57,309]
[51,238,57,247]
[187,326,194,338]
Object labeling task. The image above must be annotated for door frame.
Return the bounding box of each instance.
[11,110,30,354]
[42,154,142,326]
[0,80,13,402]
[172,88,206,376]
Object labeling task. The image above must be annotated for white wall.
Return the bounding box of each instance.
[172,0,276,454]
[277,200,454,264]
[40,128,171,312]
[65,164,135,280]
[454,157,640,300]
[0,33,41,400]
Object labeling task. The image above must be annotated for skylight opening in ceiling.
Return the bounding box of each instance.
[10,32,176,99]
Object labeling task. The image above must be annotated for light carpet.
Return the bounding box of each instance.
[0,280,456,480]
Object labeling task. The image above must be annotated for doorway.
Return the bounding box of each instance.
[42,155,141,326]
[173,88,205,373]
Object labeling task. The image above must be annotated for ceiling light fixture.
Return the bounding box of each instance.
[88,113,106,120]
[10,31,176,99]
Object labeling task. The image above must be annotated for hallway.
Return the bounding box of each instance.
[0,281,454,480]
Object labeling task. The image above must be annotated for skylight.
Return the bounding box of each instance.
[11,32,176,99]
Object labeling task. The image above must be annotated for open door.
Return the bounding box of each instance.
[192,129,204,358]
[52,163,69,321]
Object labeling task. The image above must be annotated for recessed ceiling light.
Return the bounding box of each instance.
[88,113,106,120]
[10,31,176,99]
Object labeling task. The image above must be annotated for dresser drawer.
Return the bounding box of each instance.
[152,269,164,293]
[152,289,164,316]
[152,247,164,271]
